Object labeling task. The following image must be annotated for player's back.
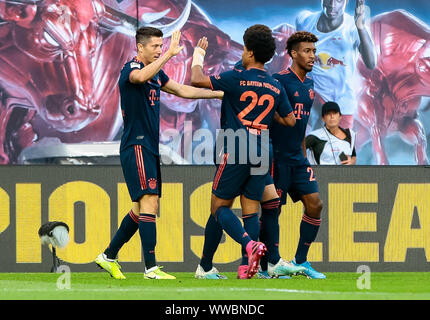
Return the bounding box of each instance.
[219,60,246,129]
[211,68,290,134]
[210,67,292,165]
[271,68,315,166]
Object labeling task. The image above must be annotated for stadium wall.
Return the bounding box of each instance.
[0,165,429,273]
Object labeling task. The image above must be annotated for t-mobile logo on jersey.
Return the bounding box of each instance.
[148,89,159,106]
[294,103,309,119]
[295,103,304,119]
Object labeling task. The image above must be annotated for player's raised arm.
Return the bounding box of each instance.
[129,30,184,84]
[161,78,223,100]
[190,37,213,89]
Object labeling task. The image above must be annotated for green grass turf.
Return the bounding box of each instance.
[1,272,429,300]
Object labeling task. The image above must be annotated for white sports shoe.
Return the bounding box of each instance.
[268,258,306,278]
[195,265,227,279]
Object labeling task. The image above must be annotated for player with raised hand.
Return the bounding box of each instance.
[193,35,306,280]
[95,27,223,280]
[191,24,299,280]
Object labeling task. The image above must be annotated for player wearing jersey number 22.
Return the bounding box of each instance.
[191,24,298,279]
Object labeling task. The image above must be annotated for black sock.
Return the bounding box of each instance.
[215,206,252,248]
[241,213,259,265]
[139,213,157,270]
[260,198,281,265]
[200,215,223,272]
[295,213,321,264]
[104,210,139,259]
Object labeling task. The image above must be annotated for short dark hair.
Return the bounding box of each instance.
[286,31,318,57]
[243,24,276,64]
[136,27,163,45]
[322,101,342,116]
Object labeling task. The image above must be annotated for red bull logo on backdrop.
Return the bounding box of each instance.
[316,53,347,69]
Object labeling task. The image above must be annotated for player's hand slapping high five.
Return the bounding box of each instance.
[192,36,208,69]
[196,36,209,51]
[167,30,185,57]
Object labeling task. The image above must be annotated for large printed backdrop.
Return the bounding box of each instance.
[0,0,429,165]
[1,165,429,272]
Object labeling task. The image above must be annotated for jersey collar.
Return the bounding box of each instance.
[247,67,267,72]
[288,67,306,83]
[133,56,144,65]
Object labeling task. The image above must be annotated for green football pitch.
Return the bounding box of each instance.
[1,272,429,300]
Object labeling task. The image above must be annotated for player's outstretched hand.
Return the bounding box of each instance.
[197,37,208,51]
[192,37,207,68]
[168,30,184,57]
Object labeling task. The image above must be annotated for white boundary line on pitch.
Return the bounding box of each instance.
[1,287,421,296]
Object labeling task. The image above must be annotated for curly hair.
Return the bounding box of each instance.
[243,24,276,64]
[286,31,319,57]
